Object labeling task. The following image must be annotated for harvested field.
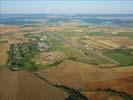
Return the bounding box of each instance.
[37,60,91,89]
[82,91,110,100]
[82,36,121,49]
[82,36,133,50]
[0,25,21,34]
[113,37,133,46]
[37,60,133,95]
[94,38,120,49]
[34,51,65,65]
[86,76,133,95]
[83,91,122,100]
[112,66,133,72]
[0,67,67,100]
[0,25,28,45]
[0,43,10,65]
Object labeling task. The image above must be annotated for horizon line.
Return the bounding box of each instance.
[1,13,133,15]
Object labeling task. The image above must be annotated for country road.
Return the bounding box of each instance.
[94,51,120,65]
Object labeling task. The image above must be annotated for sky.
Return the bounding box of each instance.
[0,0,133,14]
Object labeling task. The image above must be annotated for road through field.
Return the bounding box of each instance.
[94,51,120,65]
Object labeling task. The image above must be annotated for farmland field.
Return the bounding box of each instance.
[0,14,133,100]
[0,67,67,100]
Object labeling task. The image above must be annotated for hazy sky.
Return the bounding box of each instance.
[1,0,133,14]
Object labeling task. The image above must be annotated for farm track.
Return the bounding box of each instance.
[94,51,120,65]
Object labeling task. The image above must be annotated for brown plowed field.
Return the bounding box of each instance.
[82,91,110,100]
[37,60,133,95]
[0,67,66,100]
[86,76,133,95]
[0,43,10,65]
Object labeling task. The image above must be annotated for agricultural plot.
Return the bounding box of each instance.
[86,31,109,36]
[116,32,133,38]
[37,60,133,87]
[0,42,9,65]
[104,47,133,66]
[0,67,67,100]
[37,60,133,99]
[82,88,133,100]
[1,17,133,100]
[7,23,132,70]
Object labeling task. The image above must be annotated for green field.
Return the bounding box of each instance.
[117,32,133,38]
[87,32,108,36]
[105,50,133,66]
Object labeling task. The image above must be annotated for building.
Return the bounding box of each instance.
[38,42,49,52]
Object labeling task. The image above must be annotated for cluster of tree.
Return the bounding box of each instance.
[8,44,20,70]
[33,73,88,100]
[24,33,40,41]
[20,43,38,71]
[53,84,88,100]
[8,43,38,71]
[95,88,133,100]
[115,47,133,56]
